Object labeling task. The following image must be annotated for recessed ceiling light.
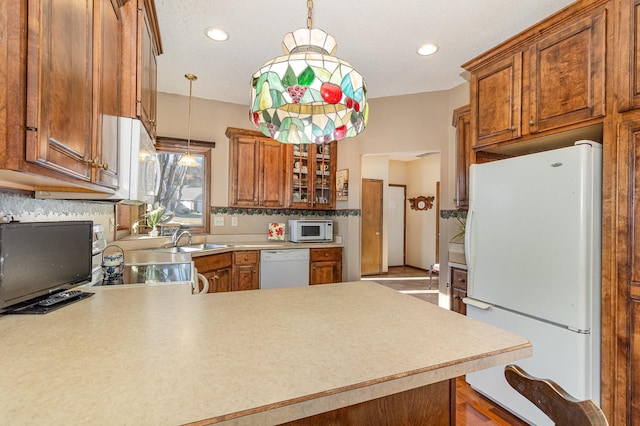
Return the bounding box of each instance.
[417,43,438,56]
[205,27,229,42]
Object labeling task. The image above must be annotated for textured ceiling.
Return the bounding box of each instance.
[155,0,575,106]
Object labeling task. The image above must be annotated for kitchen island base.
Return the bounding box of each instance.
[277,379,454,426]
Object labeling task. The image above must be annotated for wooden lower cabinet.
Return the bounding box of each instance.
[310,248,343,285]
[450,267,468,315]
[193,252,232,293]
[194,251,260,293]
[195,248,341,291]
[278,379,455,426]
[232,251,259,291]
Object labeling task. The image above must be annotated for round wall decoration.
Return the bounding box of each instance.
[409,195,435,211]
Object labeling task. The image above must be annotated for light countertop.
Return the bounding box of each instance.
[0,281,531,425]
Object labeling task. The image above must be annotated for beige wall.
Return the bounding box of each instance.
[156,82,470,281]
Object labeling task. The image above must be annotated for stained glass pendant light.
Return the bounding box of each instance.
[178,73,199,167]
[249,0,368,144]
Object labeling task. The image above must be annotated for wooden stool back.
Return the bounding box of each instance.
[504,364,608,426]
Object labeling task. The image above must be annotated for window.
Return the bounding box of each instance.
[117,137,212,238]
[153,137,211,234]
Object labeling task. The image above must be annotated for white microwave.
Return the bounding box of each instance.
[289,219,333,242]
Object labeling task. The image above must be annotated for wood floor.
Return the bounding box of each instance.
[365,266,529,426]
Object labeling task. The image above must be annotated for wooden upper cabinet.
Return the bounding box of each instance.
[121,0,162,138]
[466,4,607,150]
[287,142,337,210]
[528,9,606,133]
[619,0,640,111]
[93,0,123,189]
[139,0,159,137]
[470,53,522,148]
[25,0,95,182]
[227,127,286,208]
[21,0,124,189]
[452,105,471,209]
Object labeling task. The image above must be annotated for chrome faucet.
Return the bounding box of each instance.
[172,229,192,247]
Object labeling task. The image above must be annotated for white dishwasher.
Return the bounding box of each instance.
[260,249,310,289]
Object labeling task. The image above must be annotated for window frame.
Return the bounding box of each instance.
[154,137,212,235]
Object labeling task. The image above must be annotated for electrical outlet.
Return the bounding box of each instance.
[231,217,238,226]
[214,216,224,226]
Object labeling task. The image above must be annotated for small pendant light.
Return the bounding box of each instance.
[178,73,199,167]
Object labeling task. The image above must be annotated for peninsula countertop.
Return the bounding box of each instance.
[0,281,531,425]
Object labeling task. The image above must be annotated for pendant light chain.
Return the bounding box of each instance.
[307,0,313,30]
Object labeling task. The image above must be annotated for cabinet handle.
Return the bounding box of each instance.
[510,126,517,131]
[529,120,535,125]
[243,256,248,261]
[89,157,109,171]
[324,252,329,257]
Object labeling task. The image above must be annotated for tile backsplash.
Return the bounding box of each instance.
[0,191,113,237]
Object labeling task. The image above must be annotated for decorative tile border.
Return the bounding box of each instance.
[211,207,361,217]
[440,209,467,220]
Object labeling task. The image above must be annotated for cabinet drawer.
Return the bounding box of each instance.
[310,247,342,262]
[451,268,468,291]
[194,252,232,272]
[233,250,259,265]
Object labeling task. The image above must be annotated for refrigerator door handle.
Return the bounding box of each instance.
[464,209,474,295]
[463,297,492,310]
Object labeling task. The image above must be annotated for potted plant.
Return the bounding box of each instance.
[449,216,467,264]
[144,203,171,237]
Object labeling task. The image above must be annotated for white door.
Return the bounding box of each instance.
[388,185,405,266]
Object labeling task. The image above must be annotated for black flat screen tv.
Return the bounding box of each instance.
[0,221,93,312]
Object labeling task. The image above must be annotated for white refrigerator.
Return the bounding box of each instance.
[463,141,602,426]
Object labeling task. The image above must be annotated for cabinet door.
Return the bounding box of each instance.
[138,0,159,138]
[26,0,94,182]
[230,136,259,206]
[451,268,468,292]
[194,252,235,293]
[259,139,286,207]
[232,251,259,291]
[470,53,522,148]
[451,288,467,315]
[617,119,640,424]
[528,9,606,133]
[289,142,336,209]
[618,0,640,111]
[453,105,471,209]
[204,267,231,293]
[310,248,342,284]
[228,129,286,208]
[93,0,122,189]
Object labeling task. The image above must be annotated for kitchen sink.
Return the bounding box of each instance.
[154,243,231,254]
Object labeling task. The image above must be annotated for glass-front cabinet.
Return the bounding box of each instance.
[288,142,336,209]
